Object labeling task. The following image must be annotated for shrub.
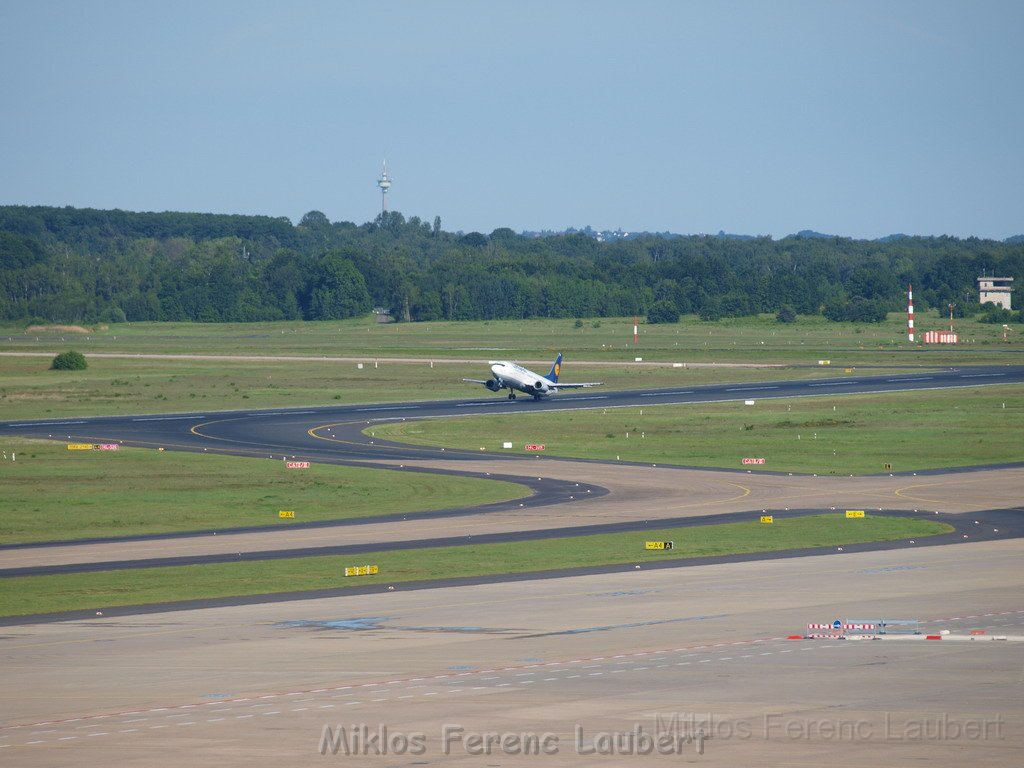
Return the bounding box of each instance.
[978,303,1014,325]
[106,306,127,323]
[647,299,680,324]
[776,305,797,323]
[824,298,889,323]
[51,350,87,370]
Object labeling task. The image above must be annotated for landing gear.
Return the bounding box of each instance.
[532,393,541,401]
[508,392,516,400]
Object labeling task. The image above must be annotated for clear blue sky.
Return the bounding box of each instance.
[1,1,1021,239]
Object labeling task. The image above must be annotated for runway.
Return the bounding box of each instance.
[2,364,1022,463]
[2,366,1022,764]
[1,541,1021,766]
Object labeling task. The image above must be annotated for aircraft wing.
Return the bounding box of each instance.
[462,378,490,384]
[551,381,603,389]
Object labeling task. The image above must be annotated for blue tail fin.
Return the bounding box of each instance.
[547,353,562,382]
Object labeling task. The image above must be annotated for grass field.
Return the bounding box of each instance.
[372,385,1024,474]
[2,311,1020,366]
[0,514,951,618]
[1,313,1019,419]
[0,353,919,419]
[0,438,525,544]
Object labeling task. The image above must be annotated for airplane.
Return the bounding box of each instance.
[463,353,603,400]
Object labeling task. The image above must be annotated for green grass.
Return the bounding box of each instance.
[0,353,916,419]
[372,385,1024,474]
[0,515,951,618]
[2,313,1019,419]
[3,311,1020,365]
[0,438,525,544]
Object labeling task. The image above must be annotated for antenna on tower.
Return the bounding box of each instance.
[377,160,392,213]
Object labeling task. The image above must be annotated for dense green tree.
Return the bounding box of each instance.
[0,231,47,269]
[308,253,371,320]
[824,297,889,323]
[1,204,1021,326]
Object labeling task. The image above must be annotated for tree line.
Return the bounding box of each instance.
[1,205,1021,325]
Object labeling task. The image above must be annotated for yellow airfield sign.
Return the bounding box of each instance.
[344,565,379,577]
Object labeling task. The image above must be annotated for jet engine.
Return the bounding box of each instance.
[485,379,502,392]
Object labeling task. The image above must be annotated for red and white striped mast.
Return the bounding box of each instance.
[907,284,915,342]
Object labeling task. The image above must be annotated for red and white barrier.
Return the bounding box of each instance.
[923,330,958,344]
[908,284,914,342]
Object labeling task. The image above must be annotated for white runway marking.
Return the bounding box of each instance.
[132,415,200,421]
[7,420,85,427]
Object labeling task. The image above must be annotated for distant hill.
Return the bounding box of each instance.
[788,230,837,239]
[522,226,1022,245]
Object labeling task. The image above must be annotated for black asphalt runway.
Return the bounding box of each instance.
[2,364,1021,464]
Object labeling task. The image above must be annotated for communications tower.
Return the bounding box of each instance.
[377,160,392,213]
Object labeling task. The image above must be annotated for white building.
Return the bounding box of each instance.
[978,276,1013,310]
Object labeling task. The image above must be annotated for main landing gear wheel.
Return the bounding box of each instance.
[508,392,516,400]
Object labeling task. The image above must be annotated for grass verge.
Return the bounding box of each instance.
[0,515,951,617]
[3,313,1020,364]
[0,353,910,419]
[371,385,1024,474]
[0,439,525,545]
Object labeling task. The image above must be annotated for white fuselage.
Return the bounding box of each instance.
[489,361,554,398]
[464,353,598,400]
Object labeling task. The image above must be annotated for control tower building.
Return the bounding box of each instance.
[978,276,1013,310]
